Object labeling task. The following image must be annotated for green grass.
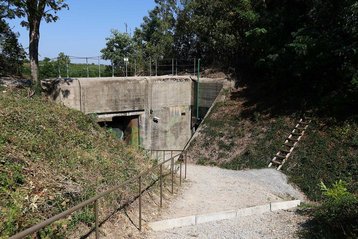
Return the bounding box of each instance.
[287,120,358,200]
[0,89,153,238]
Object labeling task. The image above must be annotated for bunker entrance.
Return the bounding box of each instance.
[99,115,140,146]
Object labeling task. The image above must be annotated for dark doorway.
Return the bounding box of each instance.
[99,115,140,146]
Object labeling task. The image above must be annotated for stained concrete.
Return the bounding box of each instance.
[48,76,223,150]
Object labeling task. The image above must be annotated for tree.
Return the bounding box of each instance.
[39,57,56,78]
[56,52,69,77]
[0,19,26,76]
[8,0,68,86]
[134,0,178,58]
[101,30,134,65]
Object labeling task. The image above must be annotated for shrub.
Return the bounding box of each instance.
[301,180,358,238]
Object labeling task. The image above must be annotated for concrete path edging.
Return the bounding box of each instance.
[148,200,300,231]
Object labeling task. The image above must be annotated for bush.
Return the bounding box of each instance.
[301,180,358,238]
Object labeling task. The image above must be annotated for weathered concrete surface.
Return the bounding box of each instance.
[50,76,223,150]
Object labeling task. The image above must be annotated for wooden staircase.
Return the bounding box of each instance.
[268,116,312,170]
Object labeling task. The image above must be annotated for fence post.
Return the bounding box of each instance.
[138,176,142,231]
[175,59,178,76]
[112,61,114,77]
[180,160,182,186]
[94,200,99,239]
[66,62,69,78]
[98,56,101,78]
[86,57,89,77]
[160,164,163,207]
[58,57,61,78]
[171,155,174,194]
[194,58,196,76]
[171,58,174,76]
[135,59,137,76]
[185,151,187,179]
[149,57,152,76]
[196,59,201,119]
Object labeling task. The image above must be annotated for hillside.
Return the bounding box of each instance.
[0,87,153,238]
[187,84,358,201]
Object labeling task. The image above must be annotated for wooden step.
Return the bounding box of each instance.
[271,159,283,165]
[275,154,287,159]
[269,116,311,170]
[286,137,299,142]
[280,149,291,154]
[283,142,295,147]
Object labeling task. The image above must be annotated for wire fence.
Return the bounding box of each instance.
[38,55,199,79]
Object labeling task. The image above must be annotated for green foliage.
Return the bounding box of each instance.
[288,120,358,200]
[39,57,57,79]
[0,19,26,76]
[101,30,134,65]
[300,181,358,238]
[134,0,178,58]
[173,0,358,115]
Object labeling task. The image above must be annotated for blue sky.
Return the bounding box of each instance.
[7,0,156,60]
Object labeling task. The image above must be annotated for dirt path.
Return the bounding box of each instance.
[146,164,308,238]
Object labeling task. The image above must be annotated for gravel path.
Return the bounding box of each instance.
[149,210,307,239]
[147,164,307,238]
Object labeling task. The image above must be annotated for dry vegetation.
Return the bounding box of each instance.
[0,88,155,238]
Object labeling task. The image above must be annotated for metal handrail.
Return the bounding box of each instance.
[10,150,187,239]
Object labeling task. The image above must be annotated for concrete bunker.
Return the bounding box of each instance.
[47,76,223,150]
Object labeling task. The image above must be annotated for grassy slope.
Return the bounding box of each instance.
[188,86,358,201]
[0,89,153,238]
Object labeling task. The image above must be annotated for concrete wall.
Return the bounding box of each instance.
[53,77,193,150]
[52,76,222,150]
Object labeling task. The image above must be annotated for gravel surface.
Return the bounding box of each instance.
[149,210,308,239]
[147,164,307,238]
[157,164,305,219]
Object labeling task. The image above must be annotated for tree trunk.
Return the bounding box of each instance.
[29,19,40,86]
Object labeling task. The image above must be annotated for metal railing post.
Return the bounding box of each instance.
[172,58,174,76]
[94,200,99,239]
[149,57,152,76]
[112,61,114,77]
[180,161,182,186]
[175,59,178,76]
[185,151,187,179]
[194,58,196,76]
[138,176,142,231]
[98,56,101,78]
[86,57,89,77]
[160,164,163,207]
[171,156,174,194]
[135,59,137,76]
[66,62,69,78]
